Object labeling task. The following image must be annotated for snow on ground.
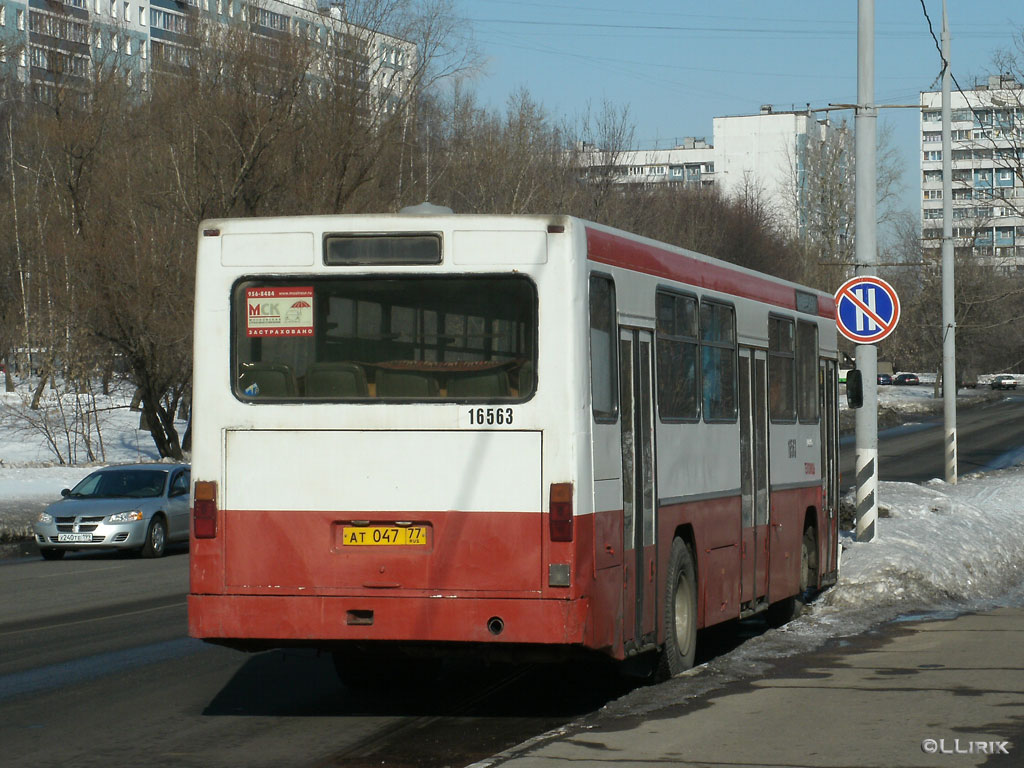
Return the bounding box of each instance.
[605,461,1024,719]
[0,381,188,540]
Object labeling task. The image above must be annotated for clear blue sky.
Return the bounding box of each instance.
[454,0,1024,227]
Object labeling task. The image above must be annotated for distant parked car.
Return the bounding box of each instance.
[958,369,979,389]
[990,374,1018,390]
[877,373,892,385]
[33,463,191,560]
[894,373,920,386]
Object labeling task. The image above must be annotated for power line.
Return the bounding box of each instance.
[468,15,1010,40]
[918,0,1010,126]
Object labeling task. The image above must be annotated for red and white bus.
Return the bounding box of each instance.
[188,210,840,679]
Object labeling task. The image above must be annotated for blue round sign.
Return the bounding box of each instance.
[834,276,900,344]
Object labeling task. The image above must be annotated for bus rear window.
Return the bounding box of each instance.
[324,234,441,265]
[233,276,536,401]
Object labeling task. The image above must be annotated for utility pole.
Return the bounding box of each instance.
[854,0,879,542]
[941,0,958,484]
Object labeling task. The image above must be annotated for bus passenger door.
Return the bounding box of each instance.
[820,359,840,579]
[738,347,770,607]
[619,327,657,653]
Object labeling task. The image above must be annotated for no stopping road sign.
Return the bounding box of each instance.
[834,276,900,344]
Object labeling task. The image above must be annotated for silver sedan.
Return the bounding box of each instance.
[33,464,191,560]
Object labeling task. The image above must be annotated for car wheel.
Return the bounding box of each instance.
[656,538,698,680]
[40,548,65,561]
[141,516,167,558]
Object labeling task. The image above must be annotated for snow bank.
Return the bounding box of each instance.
[0,382,187,539]
[823,473,1024,616]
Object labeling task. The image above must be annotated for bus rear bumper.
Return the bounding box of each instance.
[188,593,593,648]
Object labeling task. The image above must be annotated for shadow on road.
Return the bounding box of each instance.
[202,647,635,718]
[201,612,780,720]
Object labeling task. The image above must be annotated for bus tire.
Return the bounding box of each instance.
[766,525,817,627]
[657,537,697,680]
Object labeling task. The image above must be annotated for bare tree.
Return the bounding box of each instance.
[781,117,905,290]
[569,100,637,221]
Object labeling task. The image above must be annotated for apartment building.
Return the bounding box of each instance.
[579,136,717,189]
[579,106,846,237]
[0,0,415,110]
[920,74,1024,271]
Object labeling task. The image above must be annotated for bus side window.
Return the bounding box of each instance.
[796,321,819,422]
[700,301,737,422]
[589,275,618,421]
[656,290,699,421]
[768,316,796,422]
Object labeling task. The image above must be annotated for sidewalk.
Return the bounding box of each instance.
[477,607,1024,768]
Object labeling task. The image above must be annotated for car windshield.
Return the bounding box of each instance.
[69,469,167,499]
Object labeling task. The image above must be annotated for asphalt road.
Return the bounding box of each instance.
[483,606,1024,767]
[0,548,629,768]
[2,393,1023,767]
[840,391,1024,489]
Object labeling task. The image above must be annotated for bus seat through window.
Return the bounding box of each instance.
[238,362,297,398]
[305,362,369,397]
[375,369,440,398]
[447,369,510,398]
[517,361,534,396]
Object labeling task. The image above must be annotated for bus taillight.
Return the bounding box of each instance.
[193,481,218,539]
[549,483,574,542]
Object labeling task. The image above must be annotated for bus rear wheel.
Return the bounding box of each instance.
[766,525,818,627]
[657,537,697,680]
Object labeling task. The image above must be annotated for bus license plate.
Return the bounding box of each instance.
[342,526,428,546]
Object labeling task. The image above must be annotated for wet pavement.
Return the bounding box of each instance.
[477,607,1024,768]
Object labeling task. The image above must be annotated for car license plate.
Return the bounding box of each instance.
[342,525,428,546]
[57,533,93,543]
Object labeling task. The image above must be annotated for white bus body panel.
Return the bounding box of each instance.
[224,429,542,513]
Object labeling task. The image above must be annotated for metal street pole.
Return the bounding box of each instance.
[854,0,879,542]
[941,0,958,484]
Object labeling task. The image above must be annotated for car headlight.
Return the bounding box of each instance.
[107,510,144,524]
[38,512,54,525]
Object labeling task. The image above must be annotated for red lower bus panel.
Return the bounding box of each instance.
[767,486,820,602]
[219,509,542,593]
[188,593,591,646]
[190,509,626,657]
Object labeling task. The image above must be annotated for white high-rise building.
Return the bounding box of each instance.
[578,105,846,238]
[920,75,1024,272]
[0,0,416,112]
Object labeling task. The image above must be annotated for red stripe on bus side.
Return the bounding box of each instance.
[586,228,836,320]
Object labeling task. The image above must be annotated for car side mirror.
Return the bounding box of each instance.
[60,488,71,497]
[846,369,863,409]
